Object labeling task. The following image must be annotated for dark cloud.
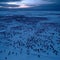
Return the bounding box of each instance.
[44,0,60,4]
[0,0,22,2]
[0,0,60,3]
[0,0,60,10]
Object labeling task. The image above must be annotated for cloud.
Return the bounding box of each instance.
[0,0,55,8]
[0,0,53,5]
[0,0,22,2]
[44,0,60,4]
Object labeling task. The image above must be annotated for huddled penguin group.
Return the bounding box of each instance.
[0,15,60,60]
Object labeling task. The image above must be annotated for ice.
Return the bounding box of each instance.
[0,11,60,60]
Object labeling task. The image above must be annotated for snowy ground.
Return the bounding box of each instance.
[0,11,60,60]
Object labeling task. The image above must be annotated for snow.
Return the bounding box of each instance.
[0,11,60,60]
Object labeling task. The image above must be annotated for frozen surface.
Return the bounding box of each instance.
[0,11,60,60]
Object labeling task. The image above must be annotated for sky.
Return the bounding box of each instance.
[0,0,60,10]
